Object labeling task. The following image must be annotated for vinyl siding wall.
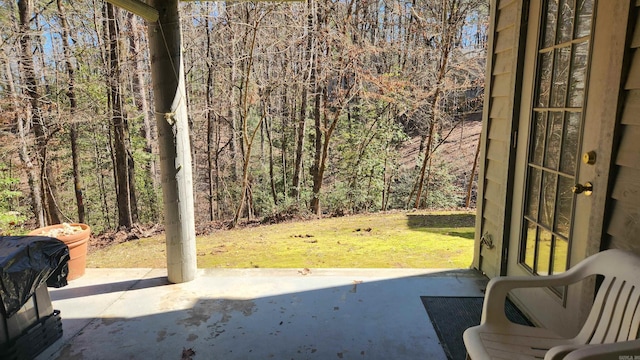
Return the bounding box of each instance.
[474,0,524,276]
[606,3,640,254]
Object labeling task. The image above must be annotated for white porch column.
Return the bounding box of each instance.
[147,0,197,283]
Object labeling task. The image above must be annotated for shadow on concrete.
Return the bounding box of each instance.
[50,277,170,301]
[41,269,488,360]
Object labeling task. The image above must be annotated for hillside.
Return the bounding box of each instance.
[400,115,483,206]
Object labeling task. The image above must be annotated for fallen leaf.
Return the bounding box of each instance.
[181,347,196,360]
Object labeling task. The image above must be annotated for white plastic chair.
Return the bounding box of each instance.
[463,249,640,360]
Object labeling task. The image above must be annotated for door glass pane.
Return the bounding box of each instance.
[527,167,542,219]
[568,42,589,107]
[538,52,553,107]
[557,0,574,44]
[555,175,573,238]
[551,47,570,107]
[531,112,547,165]
[536,229,552,275]
[575,0,593,38]
[560,112,581,174]
[552,236,569,274]
[544,112,563,170]
[519,0,593,289]
[544,0,559,48]
[523,221,537,270]
[539,171,557,229]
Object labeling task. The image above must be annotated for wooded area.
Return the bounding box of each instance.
[0,0,488,234]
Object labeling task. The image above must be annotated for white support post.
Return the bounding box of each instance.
[147,0,197,283]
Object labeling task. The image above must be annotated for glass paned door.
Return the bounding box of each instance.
[507,0,628,337]
[519,0,593,283]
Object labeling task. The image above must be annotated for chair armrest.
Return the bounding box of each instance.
[562,339,640,360]
[545,344,583,360]
[481,266,591,325]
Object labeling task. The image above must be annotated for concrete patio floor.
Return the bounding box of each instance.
[36,268,488,360]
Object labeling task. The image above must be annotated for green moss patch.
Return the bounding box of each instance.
[87,211,475,269]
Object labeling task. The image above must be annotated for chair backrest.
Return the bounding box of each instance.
[572,249,640,344]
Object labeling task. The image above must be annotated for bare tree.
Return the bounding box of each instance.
[56,0,85,223]
[408,0,487,208]
[1,0,487,230]
[232,4,274,226]
[127,13,158,221]
[105,3,137,228]
[291,0,315,201]
[18,0,62,225]
[309,0,361,215]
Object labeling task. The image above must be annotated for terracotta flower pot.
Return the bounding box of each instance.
[29,223,90,280]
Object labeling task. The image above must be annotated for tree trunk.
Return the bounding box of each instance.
[18,0,61,225]
[465,134,481,208]
[106,3,134,229]
[311,107,340,216]
[232,8,271,226]
[129,13,158,221]
[205,6,216,221]
[309,86,323,215]
[213,117,221,219]
[92,126,112,230]
[414,119,437,208]
[148,0,197,283]
[291,84,307,201]
[229,5,244,184]
[265,117,278,206]
[57,0,85,223]
[127,148,139,224]
[281,89,292,202]
[229,56,240,182]
[292,0,314,201]
[406,0,466,209]
[3,50,44,227]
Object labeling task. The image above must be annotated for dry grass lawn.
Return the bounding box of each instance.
[87,210,476,269]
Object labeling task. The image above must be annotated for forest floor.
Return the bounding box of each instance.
[87,210,476,269]
[87,118,483,269]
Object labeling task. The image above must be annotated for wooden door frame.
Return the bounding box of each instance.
[498,0,631,276]
[498,0,532,277]
[474,0,531,277]
[501,0,631,335]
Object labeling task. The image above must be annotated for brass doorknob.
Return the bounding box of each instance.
[571,182,593,196]
[582,151,596,165]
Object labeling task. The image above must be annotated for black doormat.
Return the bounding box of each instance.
[421,296,532,360]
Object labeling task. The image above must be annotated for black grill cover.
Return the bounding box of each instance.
[0,236,69,317]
